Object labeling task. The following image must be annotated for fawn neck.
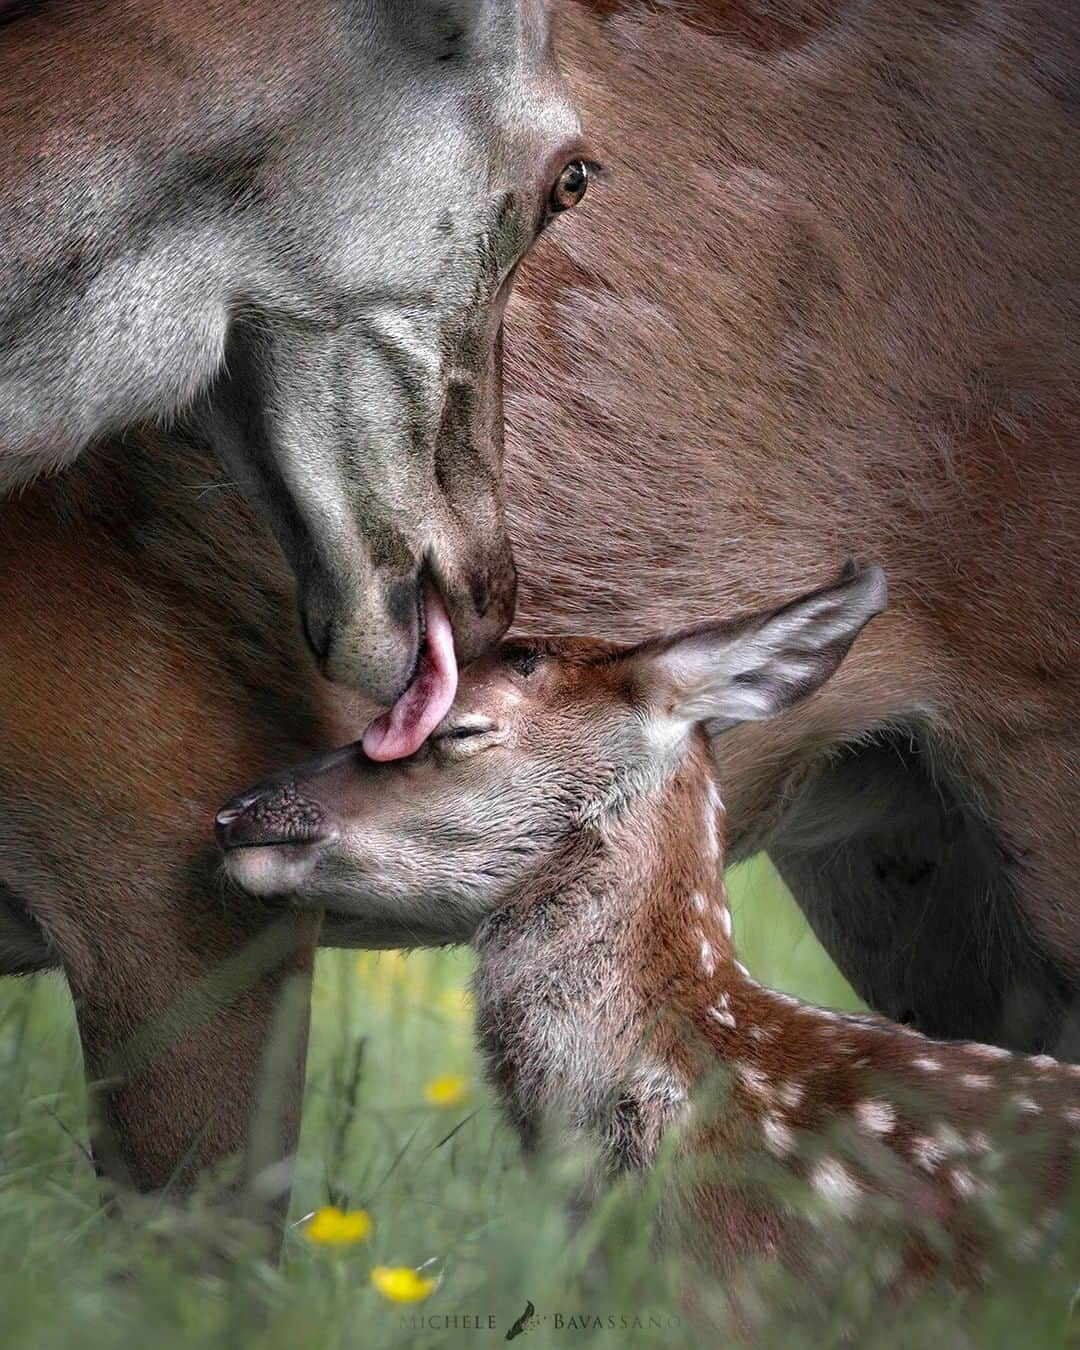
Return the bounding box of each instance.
[471,741,750,1168]
[471,737,1079,1270]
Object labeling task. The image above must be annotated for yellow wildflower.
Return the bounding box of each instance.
[424,1074,470,1108]
[305,1206,373,1246]
[371,1265,439,1303]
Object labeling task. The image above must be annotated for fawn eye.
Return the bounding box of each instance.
[501,643,543,677]
[433,720,505,757]
[548,160,590,214]
[441,724,487,741]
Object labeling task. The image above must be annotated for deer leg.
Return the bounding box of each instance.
[4,825,321,1237]
[69,914,318,1227]
[0,460,339,1230]
[768,729,1076,1057]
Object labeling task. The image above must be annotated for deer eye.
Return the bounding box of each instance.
[441,724,488,741]
[501,644,543,677]
[432,720,506,757]
[548,160,590,213]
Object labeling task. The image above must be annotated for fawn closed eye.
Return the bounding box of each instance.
[433,720,507,757]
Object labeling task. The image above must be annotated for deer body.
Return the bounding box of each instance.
[506,0,1080,1060]
[218,567,1079,1273]
[2,0,1078,1210]
[472,752,1079,1271]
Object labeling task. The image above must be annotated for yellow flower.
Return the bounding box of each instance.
[305,1205,373,1246]
[371,1265,439,1303]
[423,1074,470,1108]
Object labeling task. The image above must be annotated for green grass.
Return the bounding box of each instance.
[1,861,1076,1349]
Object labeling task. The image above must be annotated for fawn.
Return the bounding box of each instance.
[219,566,1079,1274]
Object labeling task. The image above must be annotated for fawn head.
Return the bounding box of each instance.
[218,567,886,942]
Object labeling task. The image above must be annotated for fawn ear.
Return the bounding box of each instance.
[635,565,887,735]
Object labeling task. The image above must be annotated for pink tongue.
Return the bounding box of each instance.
[361,584,459,761]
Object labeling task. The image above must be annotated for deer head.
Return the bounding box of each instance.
[218,567,887,935]
[0,1,599,755]
[197,1,595,748]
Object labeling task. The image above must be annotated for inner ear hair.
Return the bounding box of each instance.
[642,565,888,733]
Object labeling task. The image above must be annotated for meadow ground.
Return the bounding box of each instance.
[1,858,1076,1349]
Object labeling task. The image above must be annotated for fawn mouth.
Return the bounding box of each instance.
[216,775,340,898]
[221,840,328,899]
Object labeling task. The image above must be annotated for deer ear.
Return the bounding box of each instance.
[636,566,887,735]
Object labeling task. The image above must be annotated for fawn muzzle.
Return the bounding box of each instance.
[216,772,341,898]
[216,744,377,898]
[215,780,335,853]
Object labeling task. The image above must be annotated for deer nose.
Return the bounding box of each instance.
[215,780,335,851]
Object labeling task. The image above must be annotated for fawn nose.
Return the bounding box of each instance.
[216,780,335,852]
[216,779,339,900]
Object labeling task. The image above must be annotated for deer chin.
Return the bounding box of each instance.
[222,842,324,899]
[361,581,459,762]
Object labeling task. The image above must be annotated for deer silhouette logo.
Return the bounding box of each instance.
[506,1300,535,1340]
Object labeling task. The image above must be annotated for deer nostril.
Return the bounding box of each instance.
[215,782,333,852]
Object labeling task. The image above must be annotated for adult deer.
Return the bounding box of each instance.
[217,568,1080,1285]
[1,0,1077,1215]
[1,0,599,741]
[0,0,593,1216]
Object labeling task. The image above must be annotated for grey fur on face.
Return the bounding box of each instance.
[0,0,587,699]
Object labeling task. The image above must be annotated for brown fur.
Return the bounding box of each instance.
[0,444,338,1200]
[0,0,1077,1205]
[213,616,1080,1285]
[510,0,1080,1045]
[472,743,1079,1283]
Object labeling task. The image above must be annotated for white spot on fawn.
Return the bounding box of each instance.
[811,1159,860,1214]
[763,1114,794,1156]
[700,939,716,978]
[718,907,732,939]
[708,1005,736,1031]
[1013,1095,1040,1115]
[912,1057,941,1073]
[778,1082,804,1110]
[703,791,720,860]
[971,1043,1010,1061]
[690,892,707,915]
[737,1064,772,1101]
[853,1099,895,1135]
[960,1073,992,1090]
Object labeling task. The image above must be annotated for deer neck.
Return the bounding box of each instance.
[471,746,1080,1252]
[471,744,752,1168]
